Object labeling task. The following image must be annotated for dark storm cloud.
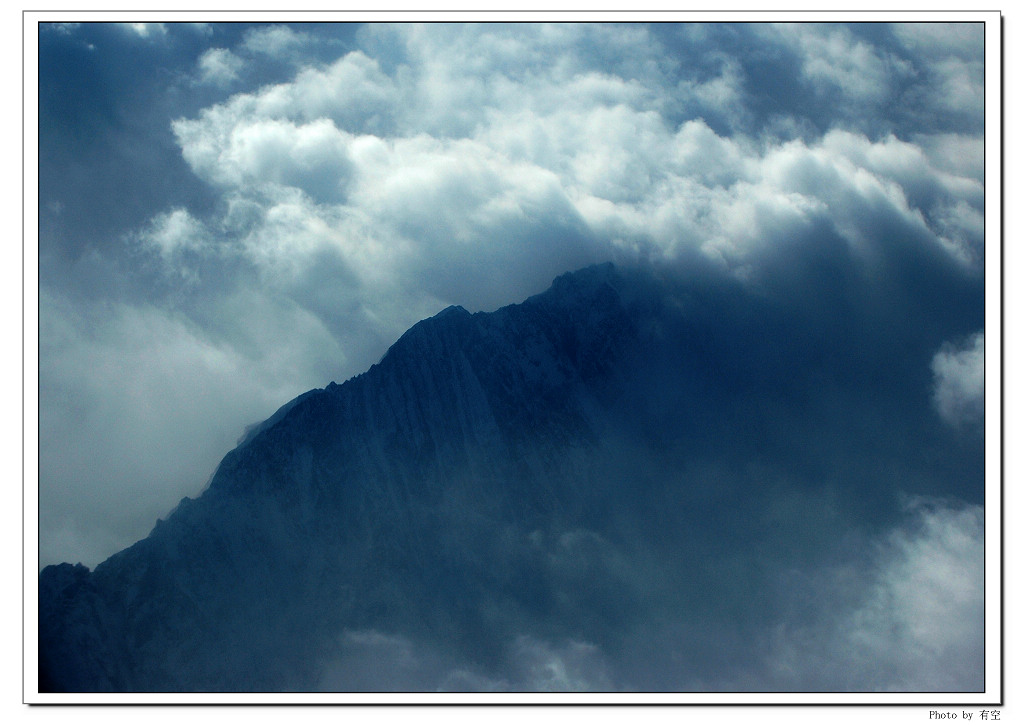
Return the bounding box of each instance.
[36,17,990,694]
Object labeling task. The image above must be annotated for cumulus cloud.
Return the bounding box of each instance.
[163,23,984,316]
[932,332,985,430]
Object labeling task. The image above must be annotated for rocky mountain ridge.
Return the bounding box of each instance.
[38,261,984,692]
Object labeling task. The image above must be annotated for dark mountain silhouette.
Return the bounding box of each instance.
[38,262,983,692]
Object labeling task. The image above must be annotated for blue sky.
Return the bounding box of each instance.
[32,17,994,695]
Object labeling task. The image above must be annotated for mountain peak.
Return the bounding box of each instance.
[37,260,981,693]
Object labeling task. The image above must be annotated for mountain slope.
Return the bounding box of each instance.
[38,262,984,692]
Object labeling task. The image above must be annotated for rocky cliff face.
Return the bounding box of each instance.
[38,262,983,693]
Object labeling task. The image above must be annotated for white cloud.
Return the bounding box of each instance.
[929,57,985,115]
[687,54,751,128]
[198,48,243,87]
[193,117,354,199]
[242,24,309,59]
[931,198,985,266]
[837,500,984,691]
[891,23,985,126]
[891,22,985,61]
[123,22,167,39]
[932,332,985,430]
[765,24,911,107]
[168,26,981,309]
[46,22,80,36]
[136,207,209,271]
[914,133,984,183]
[173,52,399,181]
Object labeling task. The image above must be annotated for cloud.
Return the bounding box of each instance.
[242,24,311,60]
[746,499,984,692]
[123,22,167,39]
[45,22,80,36]
[197,47,243,87]
[134,208,211,280]
[765,23,912,108]
[166,24,983,306]
[37,287,345,569]
[178,116,356,200]
[932,332,985,430]
[307,497,982,692]
[891,22,985,61]
[890,23,985,134]
[929,58,985,115]
[175,51,400,150]
[317,629,612,692]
